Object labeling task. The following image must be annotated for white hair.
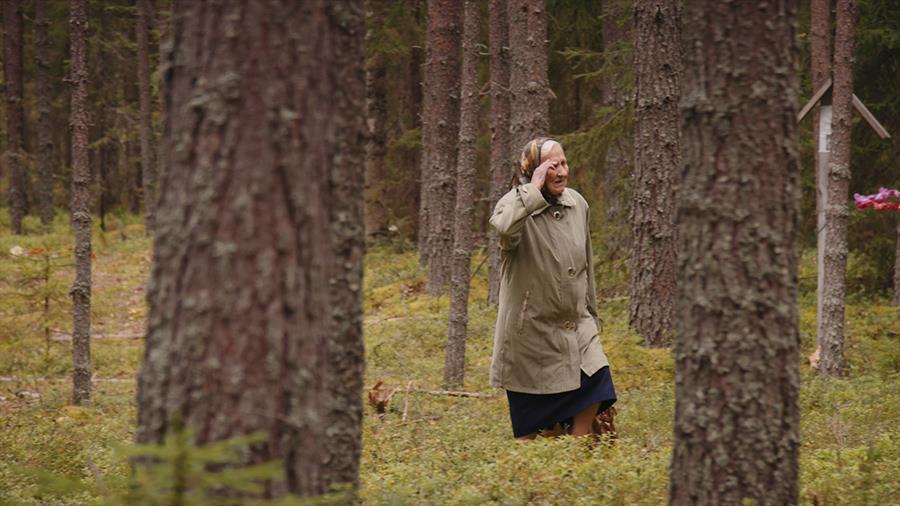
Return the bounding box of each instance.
[540,140,560,161]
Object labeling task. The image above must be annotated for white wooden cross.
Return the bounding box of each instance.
[797,78,890,352]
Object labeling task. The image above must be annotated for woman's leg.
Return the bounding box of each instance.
[570,402,600,437]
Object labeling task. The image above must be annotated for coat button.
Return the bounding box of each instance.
[567,266,575,276]
[552,210,562,220]
[563,320,575,331]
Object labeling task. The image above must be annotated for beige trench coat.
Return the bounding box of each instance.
[489,183,609,394]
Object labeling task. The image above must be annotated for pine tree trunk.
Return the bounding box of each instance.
[3,0,26,234]
[819,0,857,377]
[137,0,157,234]
[135,1,366,497]
[156,1,171,206]
[810,0,832,357]
[419,0,461,294]
[669,1,801,504]
[630,0,680,348]
[487,0,510,305]
[407,0,425,236]
[600,0,632,260]
[35,0,55,227]
[810,0,832,97]
[444,0,479,388]
[365,2,389,241]
[69,0,92,406]
[507,0,549,152]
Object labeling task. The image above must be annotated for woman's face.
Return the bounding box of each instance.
[543,143,569,196]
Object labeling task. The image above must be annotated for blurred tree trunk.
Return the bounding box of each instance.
[135,1,366,497]
[3,0,26,234]
[137,0,157,234]
[407,0,424,235]
[69,0,92,406]
[98,139,110,232]
[487,0,510,305]
[156,2,171,204]
[365,1,389,241]
[445,0,479,388]
[35,0,55,227]
[670,0,800,504]
[811,0,832,357]
[819,0,858,377]
[418,0,461,294]
[600,0,632,259]
[629,0,680,348]
[508,0,549,152]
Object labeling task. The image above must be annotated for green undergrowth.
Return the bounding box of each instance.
[0,217,897,504]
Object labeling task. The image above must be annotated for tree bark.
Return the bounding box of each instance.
[669,1,801,504]
[69,0,92,406]
[137,0,157,234]
[810,0,832,93]
[819,0,858,377]
[35,0,55,227]
[444,0,479,388]
[365,1,389,242]
[629,0,680,348]
[418,0,461,294]
[600,0,632,259]
[810,0,832,358]
[507,0,549,152]
[487,0,510,305]
[156,1,171,210]
[407,0,425,236]
[3,0,26,234]
[135,1,366,497]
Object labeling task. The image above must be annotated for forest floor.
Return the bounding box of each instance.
[0,216,897,505]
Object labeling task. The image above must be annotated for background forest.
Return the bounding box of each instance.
[0,0,898,504]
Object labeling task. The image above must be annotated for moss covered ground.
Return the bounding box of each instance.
[0,217,897,505]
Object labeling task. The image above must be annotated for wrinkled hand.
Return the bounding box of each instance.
[530,159,558,190]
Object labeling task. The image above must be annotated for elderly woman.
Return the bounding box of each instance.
[489,138,617,439]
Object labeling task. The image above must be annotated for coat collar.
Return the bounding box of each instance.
[531,188,576,216]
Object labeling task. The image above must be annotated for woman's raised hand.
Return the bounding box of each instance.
[530,159,558,190]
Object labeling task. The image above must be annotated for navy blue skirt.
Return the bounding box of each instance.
[506,366,617,438]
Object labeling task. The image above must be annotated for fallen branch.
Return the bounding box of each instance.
[0,376,132,384]
[362,316,441,325]
[49,332,144,341]
[411,388,495,399]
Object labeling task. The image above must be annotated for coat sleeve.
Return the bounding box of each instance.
[489,183,549,251]
[584,206,603,332]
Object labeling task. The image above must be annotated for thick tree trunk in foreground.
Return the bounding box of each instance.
[137,0,157,234]
[508,0,549,152]
[487,0,510,305]
[811,0,833,357]
[444,0,479,388]
[4,0,26,234]
[135,1,366,497]
[630,0,680,348]
[69,0,92,406]
[669,1,801,504]
[419,0,461,294]
[819,0,857,377]
[36,0,55,227]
